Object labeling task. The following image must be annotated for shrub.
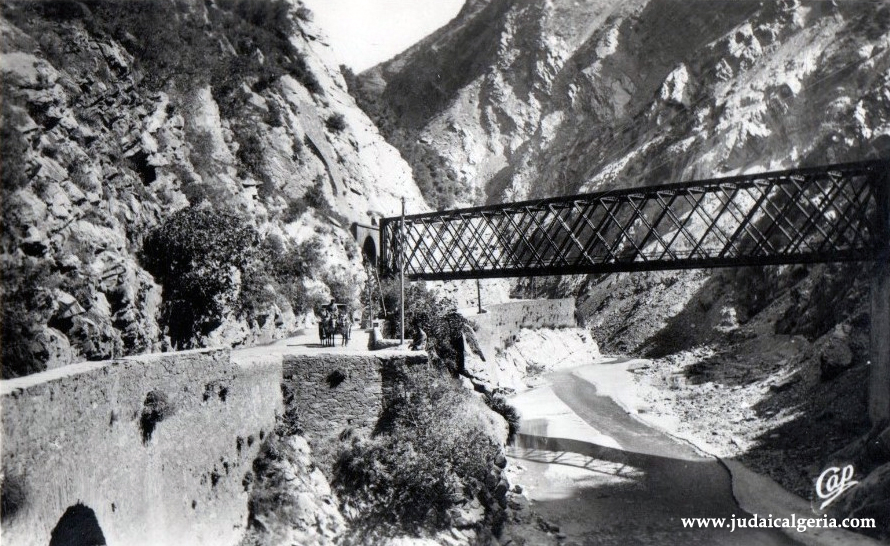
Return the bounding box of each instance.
[186,128,217,179]
[229,0,293,34]
[280,177,330,222]
[0,96,31,192]
[280,199,308,224]
[334,365,500,536]
[380,281,466,373]
[265,99,285,127]
[0,258,59,378]
[484,393,520,443]
[0,471,26,523]
[295,5,313,22]
[139,390,174,443]
[268,236,326,314]
[179,179,232,207]
[325,113,347,133]
[234,128,265,179]
[303,177,329,210]
[140,207,269,347]
[237,257,279,319]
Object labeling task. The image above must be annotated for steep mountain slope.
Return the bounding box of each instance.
[352,0,890,353]
[352,0,890,534]
[0,0,427,376]
[354,0,889,208]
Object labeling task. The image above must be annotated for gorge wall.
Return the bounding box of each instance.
[0,0,428,378]
[354,0,889,208]
[351,0,890,372]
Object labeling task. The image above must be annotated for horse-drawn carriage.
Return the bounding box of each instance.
[318,303,352,347]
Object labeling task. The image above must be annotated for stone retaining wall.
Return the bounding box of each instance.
[1,347,428,545]
[466,298,577,360]
[281,352,428,447]
[1,349,282,546]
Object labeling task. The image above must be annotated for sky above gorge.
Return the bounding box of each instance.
[301,0,465,72]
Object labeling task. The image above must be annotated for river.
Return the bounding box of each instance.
[503,364,800,546]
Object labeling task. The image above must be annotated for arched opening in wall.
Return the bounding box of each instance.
[362,235,377,267]
[49,503,106,546]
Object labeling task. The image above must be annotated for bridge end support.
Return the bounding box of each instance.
[868,161,890,429]
[870,261,890,428]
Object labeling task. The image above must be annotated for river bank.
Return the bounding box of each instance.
[508,358,885,546]
[501,363,797,546]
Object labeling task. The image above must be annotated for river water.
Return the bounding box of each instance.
[504,365,800,546]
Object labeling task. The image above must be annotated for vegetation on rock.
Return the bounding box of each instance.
[140,207,266,347]
[325,113,347,133]
[241,433,346,546]
[5,0,321,97]
[0,0,416,372]
[379,281,467,372]
[327,285,517,541]
[0,260,59,378]
[334,364,506,541]
[139,207,356,348]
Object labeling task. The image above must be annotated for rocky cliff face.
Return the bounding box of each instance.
[352,0,890,349]
[0,0,427,376]
[355,0,889,208]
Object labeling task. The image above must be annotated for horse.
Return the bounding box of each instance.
[318,314,336,346]
[318,306,352,347]
[336,314,352,346]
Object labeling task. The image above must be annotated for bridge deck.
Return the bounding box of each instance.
[380,160,889,281]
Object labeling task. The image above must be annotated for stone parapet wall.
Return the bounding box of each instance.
[466,298,577,360]
[281,352,428,447]
[1,349,282,546]
[0,346,428,545]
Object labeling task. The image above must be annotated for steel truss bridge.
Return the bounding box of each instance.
[379,160,889,281]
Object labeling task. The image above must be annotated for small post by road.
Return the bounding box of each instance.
[400,197,406,346]
[476,278,486,314]
[366,273,372,330]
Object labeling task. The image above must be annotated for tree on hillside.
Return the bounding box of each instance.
[140,207,271,348]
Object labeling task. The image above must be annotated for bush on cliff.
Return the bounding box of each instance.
[140,207,273,347]
[0,259,60,378]
[140,207,357,347]
[333,364,504,539]
[378,280,522,442]
[380,281,466,373]
[484,393,520,443]
[265,234,333,315]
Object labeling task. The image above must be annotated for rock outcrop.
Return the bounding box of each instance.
[241,434,346,546]
[351,0,890,354]
[355,0,889,208]
[463,327,601,393]
[0,0,427,376]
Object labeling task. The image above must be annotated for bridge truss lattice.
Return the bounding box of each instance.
[380,160,889,281]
